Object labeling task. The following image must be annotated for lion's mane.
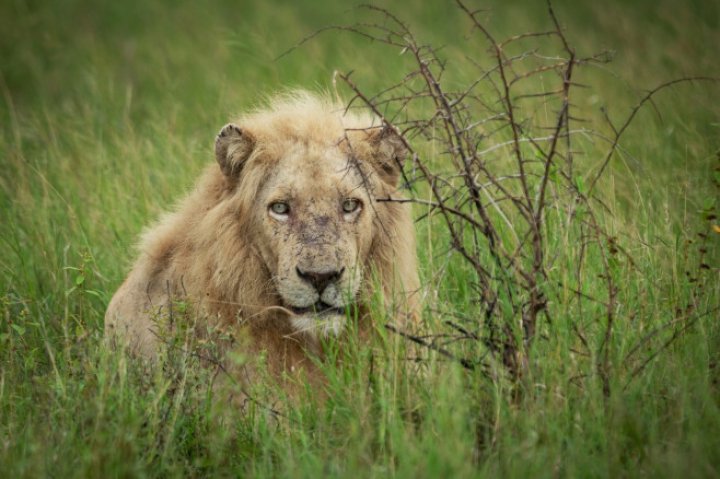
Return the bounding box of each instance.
[105,91,420,384]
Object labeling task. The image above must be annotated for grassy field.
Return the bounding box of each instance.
[1,0,719,477]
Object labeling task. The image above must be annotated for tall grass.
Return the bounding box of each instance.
[1,0,719,477]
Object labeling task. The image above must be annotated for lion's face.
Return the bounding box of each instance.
[214,110,407,338]
[253,143,375,336]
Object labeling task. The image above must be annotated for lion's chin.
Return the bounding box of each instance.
[290,313,346,338]
[287,301,346,316]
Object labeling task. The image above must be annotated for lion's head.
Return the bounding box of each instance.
[211,93,414,336]
[105,92,420,363]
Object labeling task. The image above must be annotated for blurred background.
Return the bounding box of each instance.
[1,1,719,476]
[2,0,718,293]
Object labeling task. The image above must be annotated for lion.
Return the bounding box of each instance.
[104,91,420,388]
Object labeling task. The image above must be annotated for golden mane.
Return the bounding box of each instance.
[105,91,420,387]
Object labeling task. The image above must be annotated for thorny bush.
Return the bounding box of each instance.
[290,0,719,397]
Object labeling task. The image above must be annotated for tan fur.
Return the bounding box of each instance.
[105,91,420,389]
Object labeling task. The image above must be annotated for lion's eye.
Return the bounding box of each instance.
[270,202,290,216]
[342,198,361,214]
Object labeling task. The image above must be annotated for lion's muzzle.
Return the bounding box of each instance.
[295,266,345,295]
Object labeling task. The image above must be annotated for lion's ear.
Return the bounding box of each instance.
[215,123,255,177]
[368,125,408,187]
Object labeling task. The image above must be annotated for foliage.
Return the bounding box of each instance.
[1,0,719,477]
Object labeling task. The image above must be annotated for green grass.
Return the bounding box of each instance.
[1,0,719,477]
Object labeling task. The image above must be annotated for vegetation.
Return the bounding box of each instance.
[1,0,718,477]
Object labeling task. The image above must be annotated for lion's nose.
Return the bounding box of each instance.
[296,267,344,293]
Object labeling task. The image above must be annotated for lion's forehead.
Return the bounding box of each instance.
[261,144,371,199]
